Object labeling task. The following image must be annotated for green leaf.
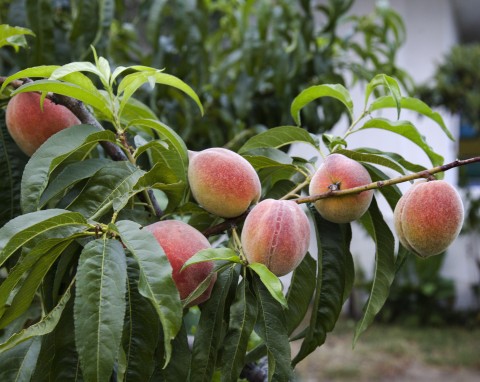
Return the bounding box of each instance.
[335,148,405,175]
[362,163,403,211]
[285,253,316,335]
[128,118,189,182]
[0,238,72,316]
[0,25,35,51]
[0,66,59,93]
[0,209,88,268]
[151,323,191,382]
[291,84,354,125]
[118,70,203,117]
[355,147,428,174]
[190,266,238,382]
[238,126,317,154]
[74,238,127,382]
[252,274,293,382]
[66,161,144,220]
[220,278,258,382]
[115,220,182,366]
[364,74,402,118]
[358,118,444,167]
[0,338,41,382]
[21,124,116,213]
[0,238,76,328]
[39,158,111,208]
[0,110,29,227]
[369,95,454,140]
[292,209,348,366]
[182,248,241,270]
[354,196,395,345]
[12,80,112,119]
[50,62,104,85]
[248,263,287,308]
[0,284,71,353]
[122,256,160,382]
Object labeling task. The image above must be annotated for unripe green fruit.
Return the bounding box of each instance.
[309,153,373,223]
[241,199,310,276]
[393,180,464,258]
[188,147,261,218]
[144,220,216,306]
[5,92,81,156]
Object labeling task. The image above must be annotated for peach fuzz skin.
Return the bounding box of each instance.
[241,199,310,277]
[188,148,261,218]
[394,180,464,258]
[6,92,81,156]
[144,220,216,306]
[309,153,373,223]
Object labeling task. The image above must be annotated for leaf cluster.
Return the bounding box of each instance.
[0,46,457,381]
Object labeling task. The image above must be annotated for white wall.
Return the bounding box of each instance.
[289,0,479,309]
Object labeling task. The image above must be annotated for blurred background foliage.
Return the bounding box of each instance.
[0,0,412,150]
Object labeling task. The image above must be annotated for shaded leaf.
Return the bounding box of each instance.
[0,209,88,268]
[122,256,160,381]
[252,274,293,382]
[0,284,71,353]
[292,208,348,366]
[285,253,316,335]
[354,196,395,345]
[0,338,41,382]
[220,278,258,382]
[190,266,238,382]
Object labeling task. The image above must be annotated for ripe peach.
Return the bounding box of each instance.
[393,180,464,258]
[188,148,261,218]
[241,199,310,276]
[309,153,373,223]
[5,92,81,156]
[144,220,216,306]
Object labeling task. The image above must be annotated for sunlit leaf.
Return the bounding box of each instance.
[291,84,354,125]
[248,263,287,308]
[239,126,318,154]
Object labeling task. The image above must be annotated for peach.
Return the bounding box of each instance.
[393,180,464,258]
[188,148,261,218]
[5,92,81,156]
[144,220,216,306]
[241,199,310,276]
[309,153,373,223]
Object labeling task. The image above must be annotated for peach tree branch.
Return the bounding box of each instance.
[203,156,480,237]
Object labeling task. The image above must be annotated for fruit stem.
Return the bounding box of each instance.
[280,176,311,200]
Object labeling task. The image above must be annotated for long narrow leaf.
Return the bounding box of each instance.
[115,220,182,366]
[74,238,127,382]
[252,273,293,382]
[292,208,348,366]
[0,209,88,268]
[354,196,395,345]
[190,266,238,382]
[21,124,116,213]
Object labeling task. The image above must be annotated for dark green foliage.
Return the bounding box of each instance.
[0,3,466,381]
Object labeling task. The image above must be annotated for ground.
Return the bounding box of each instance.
[292,319,480,381]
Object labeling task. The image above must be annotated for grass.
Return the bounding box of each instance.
[292,318,480,381]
